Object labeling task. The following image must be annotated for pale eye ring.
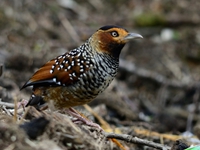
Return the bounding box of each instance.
[111,31,119,37]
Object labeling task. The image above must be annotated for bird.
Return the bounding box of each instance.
[21,25,143,129]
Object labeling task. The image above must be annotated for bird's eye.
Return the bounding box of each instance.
[111,31,119,37]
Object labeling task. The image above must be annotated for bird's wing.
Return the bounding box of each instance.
[21,51,93,89]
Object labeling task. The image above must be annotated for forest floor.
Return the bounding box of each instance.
[1,0,200,149]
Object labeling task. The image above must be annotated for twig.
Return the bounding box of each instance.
[132,126,182,141]
[83,104,110,129]
[0,101,15,108]
[18,106,30,124]
[83,104,127,150]
[1,105,13,116]
[13,97,18,122]
[104,132,171,150]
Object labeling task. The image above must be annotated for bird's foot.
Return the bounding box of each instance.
[18,99,29,110]
[66,107,103,131]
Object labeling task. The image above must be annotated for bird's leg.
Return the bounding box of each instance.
[18,99,29,110]
[66,107,103,131]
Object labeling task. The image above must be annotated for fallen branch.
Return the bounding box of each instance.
[0,101,15,108]
[1,105,13,116]
[104,132,171,150]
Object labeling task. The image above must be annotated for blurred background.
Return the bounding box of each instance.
[1,0,200,146]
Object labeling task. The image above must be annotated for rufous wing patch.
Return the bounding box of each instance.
[21,52,91,89]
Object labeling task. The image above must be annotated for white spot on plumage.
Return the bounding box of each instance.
[50,70,53,74]
[60,65,63,69]
[57,67,60,70]
[71,61,74,66]
[83,51,86,56]
[52,65,55,69]
[80,69,84,72]
[70,77,73,80]
[77,53,81,57]
[56,62,59,65]
[57,81,61,85]
[72,72,76,77]
[65,69,68,72]
[68,66,71,70]
[53,78,56,82]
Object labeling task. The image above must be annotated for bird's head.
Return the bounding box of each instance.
[90,25,143,58]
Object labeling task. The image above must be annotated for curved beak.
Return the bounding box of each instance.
[124,33,143,40]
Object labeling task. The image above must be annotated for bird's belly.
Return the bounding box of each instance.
[45,86,92,108]
[44,67,117,108]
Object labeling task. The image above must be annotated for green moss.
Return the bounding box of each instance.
[134,12,166,27]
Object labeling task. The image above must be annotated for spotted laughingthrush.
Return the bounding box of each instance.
[21,25,143,129]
